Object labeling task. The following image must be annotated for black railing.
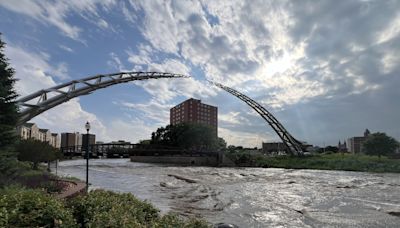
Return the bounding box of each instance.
[60,143,219,158]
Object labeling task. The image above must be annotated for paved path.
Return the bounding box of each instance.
[55,180,86,199]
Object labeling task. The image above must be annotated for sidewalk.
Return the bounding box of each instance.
[55,180,86,199]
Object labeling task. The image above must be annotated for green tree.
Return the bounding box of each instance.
[0,35,19,153]
[217,137,227,150]
[151,123,220,150]
[138,139,151,145]
[363,132,399,158]
[17,139,62,169]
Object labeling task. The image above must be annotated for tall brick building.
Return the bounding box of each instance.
[170,98,218,136]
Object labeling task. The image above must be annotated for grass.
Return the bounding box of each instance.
[0,158,67,193]
[227,152,400,173]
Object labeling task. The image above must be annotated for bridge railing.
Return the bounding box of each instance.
[60,143,219,158]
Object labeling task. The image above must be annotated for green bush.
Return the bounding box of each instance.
[67,190,210,227]
[67,189,160,227]
[0,186,77,227]
[0,186,211,227]
[154,213,209,228]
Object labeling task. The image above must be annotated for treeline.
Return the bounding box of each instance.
[149,123,226,151]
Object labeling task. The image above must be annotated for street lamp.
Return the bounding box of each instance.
[85,121,91,192]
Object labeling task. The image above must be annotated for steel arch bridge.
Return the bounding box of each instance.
[16,71,188,125]
[16,71,305,155]
[209,81,305,155]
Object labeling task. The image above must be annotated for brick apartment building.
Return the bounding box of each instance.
[170,98,218,136]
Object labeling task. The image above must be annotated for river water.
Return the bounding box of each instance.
[55,159,400,227]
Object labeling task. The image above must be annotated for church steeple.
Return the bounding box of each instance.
[364,129,370,137]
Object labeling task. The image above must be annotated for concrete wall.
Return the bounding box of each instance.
[130,156,219,166]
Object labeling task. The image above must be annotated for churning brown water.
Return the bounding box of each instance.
[55,159,400,227]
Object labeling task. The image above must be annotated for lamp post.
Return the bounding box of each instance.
[85,121,91,192]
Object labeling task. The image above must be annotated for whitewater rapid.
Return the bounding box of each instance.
[55,159,400,227]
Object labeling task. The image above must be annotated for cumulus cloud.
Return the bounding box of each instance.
[0,0,117,40]
[124,0,400,145]
[116,99,171,125]
[130,57,217,103]
[4,0,400,146]
[219,127,273,148]
[5,43,109,140]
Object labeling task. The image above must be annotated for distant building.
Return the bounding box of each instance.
[347,129,371,154]
[39,129,51,143]
[262,142,286,154]
[51,133,60,148]
[16,123,59,148]
[170,98,218,136]
[82,134,96,149]
[338,140,347,152]
[61,133,78,148]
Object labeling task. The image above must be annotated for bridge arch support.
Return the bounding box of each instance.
[16,71,188,125]
[209,81,305,155]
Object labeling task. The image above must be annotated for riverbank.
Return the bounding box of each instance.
[226,153,400,173]
[0,186,209,227]
[0,160,210,227]
[54,159,400,227]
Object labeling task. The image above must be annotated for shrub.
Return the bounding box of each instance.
[0,186,77,227]
[67,189,160,227]
[154,213,209,228]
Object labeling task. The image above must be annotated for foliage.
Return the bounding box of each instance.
[0,35,19,153]
[139,139,151,145]
[17,139,63,169]
[362,132,399,158]
[151,123,219,151]
[225,150,400,173]
[316,145,339,153]
[67,189,160,227]
[154,213,209,228]
[0,186,77,227]
[0,186,211,227]
[217,137,227,150]
[67,189,210,227]
[0,161,66,193]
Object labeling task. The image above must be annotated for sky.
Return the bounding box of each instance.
[1,0,399,147]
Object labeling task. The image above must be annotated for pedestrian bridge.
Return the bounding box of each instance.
[16,71,307,156]
[61,143,219,159]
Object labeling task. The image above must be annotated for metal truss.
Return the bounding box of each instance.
[16,72,188,125]
[210,81,305,156]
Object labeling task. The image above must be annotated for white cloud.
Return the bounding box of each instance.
[107,52,127,72]
[218,127,273,148]
[59,45,74,53]
[131,58,217,103]
[117,99,171,125]
[219,111,249,125]
[5,44,69,94]
[0,0,117,40]
[5,43,110,140]
[32,98,109,141]
[97,18,109,29]
[106,118,155,143]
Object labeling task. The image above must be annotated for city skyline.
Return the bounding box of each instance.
[1,1,400,147]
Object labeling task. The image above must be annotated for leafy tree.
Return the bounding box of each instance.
[138,139,151,145]
[218,137,227,150]
[0,34,19,153]
[363,132,399,158]
[17,139,62,169]
[151,123,220,150]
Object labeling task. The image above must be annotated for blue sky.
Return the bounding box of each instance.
[1,0,400,147]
